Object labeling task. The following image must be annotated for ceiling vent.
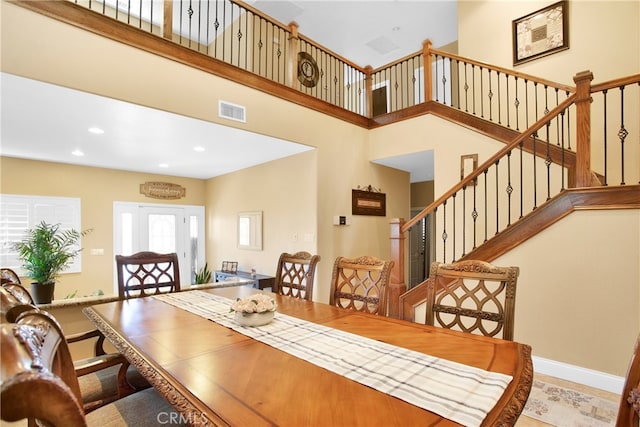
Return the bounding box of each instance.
[219,100,246,123]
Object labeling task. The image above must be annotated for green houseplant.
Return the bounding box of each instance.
[194,262,212,284]
[14,221,90,304]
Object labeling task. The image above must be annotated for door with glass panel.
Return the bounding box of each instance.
[113,202,204,294]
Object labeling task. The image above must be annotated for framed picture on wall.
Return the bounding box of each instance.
[352,189,386,216]
[513,1,569,65]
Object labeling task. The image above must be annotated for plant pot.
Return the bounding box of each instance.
[31,282,55,304]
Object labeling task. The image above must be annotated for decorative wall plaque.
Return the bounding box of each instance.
[140,182,186,200]
[352,186,386,216]
[297,51,320,88]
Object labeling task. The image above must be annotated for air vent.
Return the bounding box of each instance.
[219,100,246,123]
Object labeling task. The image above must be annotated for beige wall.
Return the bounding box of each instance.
[495,209,640,376]
[0,157,206,298]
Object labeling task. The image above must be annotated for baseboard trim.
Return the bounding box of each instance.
[533,356,624,394]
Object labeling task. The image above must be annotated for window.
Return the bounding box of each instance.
[0,194,83,275]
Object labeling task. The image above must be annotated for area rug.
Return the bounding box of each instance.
[522,380,619,426]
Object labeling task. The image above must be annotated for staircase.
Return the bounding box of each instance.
[387,70,640,318]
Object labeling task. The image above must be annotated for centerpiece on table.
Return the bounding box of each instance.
[230,293,277,326]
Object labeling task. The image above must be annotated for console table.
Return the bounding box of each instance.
[214,270,275,290]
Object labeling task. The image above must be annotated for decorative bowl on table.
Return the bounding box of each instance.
[230,294,277,327]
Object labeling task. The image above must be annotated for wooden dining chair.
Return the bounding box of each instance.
[273,251,321,301]
[0,285,148,411]
[616,334,640,427]
[422,260,520,341]
[115,251,181,299]
[1,267,21,285]
[329,255,394,315]
[1,309,185,426]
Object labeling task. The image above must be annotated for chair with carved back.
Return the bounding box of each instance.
[0,286,147,411]
[329,255,394,315]
[616,334,640,426]
[1,268,21,286]
[422,260,520,341]
[115,251,181,299]
[0,309,185,426]
[273,251,321,301]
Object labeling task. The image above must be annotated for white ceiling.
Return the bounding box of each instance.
[1,1,454,181]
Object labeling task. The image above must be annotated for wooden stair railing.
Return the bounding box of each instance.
[390,72,640,319]
[395,184,640,321]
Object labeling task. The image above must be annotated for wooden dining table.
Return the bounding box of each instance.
[83,286,532,426]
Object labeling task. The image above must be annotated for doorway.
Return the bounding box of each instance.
[409,209,433,288]
[113,202,204,293]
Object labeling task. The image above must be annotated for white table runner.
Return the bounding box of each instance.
[154,291,512,427]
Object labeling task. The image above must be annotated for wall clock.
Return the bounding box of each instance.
[297,52,320,88]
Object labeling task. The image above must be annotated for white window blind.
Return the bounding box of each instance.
[0,194,83,275]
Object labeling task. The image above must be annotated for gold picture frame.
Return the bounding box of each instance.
[513,1,569,66]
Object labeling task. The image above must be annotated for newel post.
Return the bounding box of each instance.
[364,65,373,118]
[422,40,433,103]
[573,70,594,188]
[163,1,173,40]
[388,218,406,319]
[287,22,300,88]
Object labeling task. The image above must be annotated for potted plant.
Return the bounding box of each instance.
[13,221,91,304]
[194,262,212,284]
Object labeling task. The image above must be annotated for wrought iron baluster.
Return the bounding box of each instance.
[462,186,467,258]
[497,72,502,125]
[480,66,485,118]
[560,109,566,191]
[618,85,628,185]
[464,62,469,113]
[519,141,524,219]
[434,54,440,103]
[514,77,520,131]
[545,119,552,200]
[524,79,529,129]
[472,180,478,249]
[471,64,476,116]
[483,169,488,242]
[603,90,608,185]
[488,69,493,122]
[565,90,572,150]
[506,151,512,226]
[494,160,500,235]
[442,200,448,263]
[533,130,539,209]
[506,75,511,128]
[452,192,456,261]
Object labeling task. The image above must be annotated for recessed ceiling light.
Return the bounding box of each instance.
[159,163,169,168]
[88,127,104,134]
[194,146,205,152]
[72,150,84,157]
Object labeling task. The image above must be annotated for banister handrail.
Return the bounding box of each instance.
[370,49,423,74]
[591,74,640,93]
[401,93,577,233]
[429,46,576,94]
[297,32,369,73]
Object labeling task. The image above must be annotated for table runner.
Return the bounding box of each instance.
[154,291,512,427]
